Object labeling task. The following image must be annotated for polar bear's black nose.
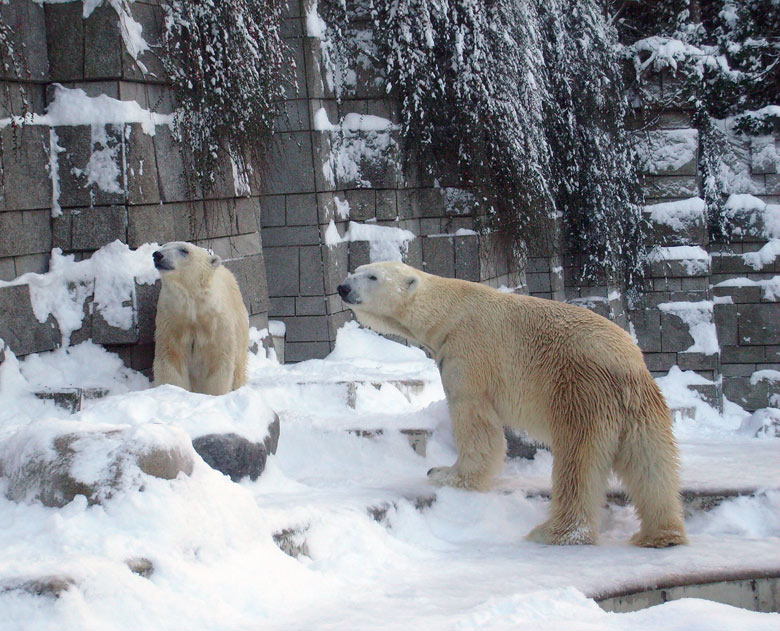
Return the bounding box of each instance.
[153,250,163,263]
[337,284,350,299]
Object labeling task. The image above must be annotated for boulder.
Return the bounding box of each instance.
[739,408,780,439]
[192,411,280,482]
[0,421,195,507]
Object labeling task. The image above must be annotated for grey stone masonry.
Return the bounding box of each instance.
[0,0,272,377]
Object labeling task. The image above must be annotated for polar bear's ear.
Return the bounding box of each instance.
[210,254,222,268]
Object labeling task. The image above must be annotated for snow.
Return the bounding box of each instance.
[657,302,718,355]
[0,242,159,347]
[714,277,780,302]
[0,324,778,629]
[637,129,698,175]
[0,84,172,135]
[648,246,711,275]
[742,240,780,270]
[327,221,416,262]
[268,320,286,338]
[644,198,705,231]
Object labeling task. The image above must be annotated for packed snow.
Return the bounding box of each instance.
[0,321,778,630]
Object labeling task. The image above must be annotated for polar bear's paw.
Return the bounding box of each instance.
[426,466,487,491]
[526,520,597,546]
[630,528,688,548]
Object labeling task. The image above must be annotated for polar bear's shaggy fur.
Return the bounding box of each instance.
[338,261,687,548]
[153,242,248,395]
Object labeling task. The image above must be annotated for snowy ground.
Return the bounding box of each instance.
[0,323,778,630]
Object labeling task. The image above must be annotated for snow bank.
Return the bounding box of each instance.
[715,276,780,302]
[637,129,697,174]
[648,246,710,275]
[0,242,159,346]
[724,194,780,239]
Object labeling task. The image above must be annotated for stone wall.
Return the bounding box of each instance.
[0,0,271,373]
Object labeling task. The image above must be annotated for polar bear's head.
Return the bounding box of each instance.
[337,261,423,339]
[153,241,222,289]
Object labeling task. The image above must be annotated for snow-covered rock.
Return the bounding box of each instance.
[738,408,780,439]
[0,420,195,508]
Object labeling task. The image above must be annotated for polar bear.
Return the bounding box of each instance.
[152,241,248,395]
[337,261,687,548]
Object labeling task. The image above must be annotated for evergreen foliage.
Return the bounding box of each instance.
[160,0,292,193]
[617,0,780,238]
[324,0,647,291]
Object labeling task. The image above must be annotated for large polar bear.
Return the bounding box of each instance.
[152,241,249,395]
[337,261,687,548]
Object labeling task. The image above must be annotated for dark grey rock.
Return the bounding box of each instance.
[92,293,138,345]
[376,189,398,221]
[260,195,287,227]
[0,284,60,356]
[261,225,320,247]
[629,309,662,353]
[122,2,166,81]
[283,315,328,342]
[505,429,541,459]
[286,193,318,226]
[0,0,48,81]
[299,245,324,296]
[348,240,370,271]
[235,197,261,234]
[135,280,161,345]
[660,311,695,353]
[264,247,300,296]
[153,126,198,203]
[192,433,268,482]
[127,203,178,248]
[54,125,92,208]
[454,234,480,282]
[345,189,375,221]
[723,375,780,412]
[125,557,154,579]
[223,254,269,315]
[265,413,281,455]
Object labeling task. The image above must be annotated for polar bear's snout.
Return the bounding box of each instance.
[337,282,358,304]
[153,249,174,271]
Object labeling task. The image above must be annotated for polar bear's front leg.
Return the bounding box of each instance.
[428,395,506,491]
[153,348,191,390]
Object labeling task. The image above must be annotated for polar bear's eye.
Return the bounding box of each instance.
[179,248,189,256]
[368,274,378,281]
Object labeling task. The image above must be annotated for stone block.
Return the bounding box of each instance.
[720,363,755,378]
[223,253,269,315]
[128,203,180,248]
[348,240,370,271]
[711,253,753,276]
[195,198,237,241]
[713,284,762,304]
[264,246,299,296]
[285,341,331,362]
[153,126,197,203]
[286,193,318,226]
[660,311,695,352]
[45,2,84,82]
[0,0,48,81]
[345,189,375,221]
[135,280,161,345]
[751,136,778,175]
[720,345,765,363]
[0,284,59,355]
[121,2,166,81]
[0,126,52,211]
[296,296,327,316]
[644,175,698,199]
[84,4,123,79]
[0,257,14,281]
[526,272,552,295]
[71,206,127,250]
[454,234,480,281]
[678,352,719,372]
[376,190,398,221]
[629,309,662,353]
[0,209,51,257]
[422,236,455,278]
[282,315,329,343]
[126,123,160,205]
[723,376,777,412]
[270,296,296,317]
[299,245,324,295]
[713,303,738,347]
[197,232,262,261]
[53,124,91,207]
[235,197,261,234]
[276,98,310,133]
[260,195,287,227]
[643,352,676,372]
[738,304,780,345]
[261,225,320,247]
[265,132,315,195]
[92,287,138,345]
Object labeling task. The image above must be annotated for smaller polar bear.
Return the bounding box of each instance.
[153,241,248,395]
[338,261,688,548]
